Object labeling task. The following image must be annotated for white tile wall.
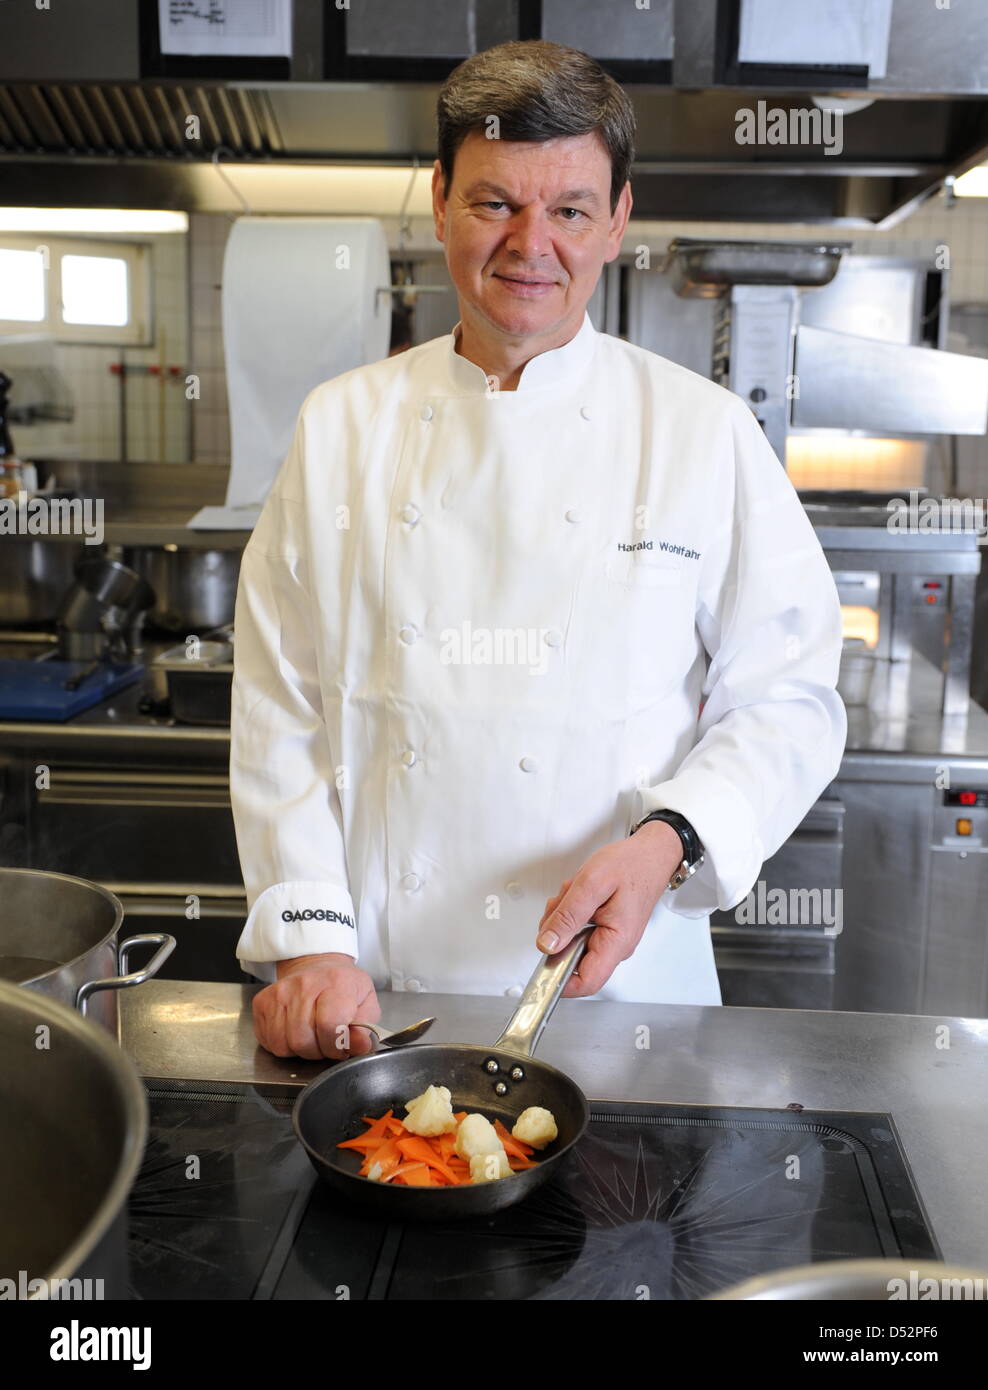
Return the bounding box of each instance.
[9,231,193,468]
[188,212,233,467]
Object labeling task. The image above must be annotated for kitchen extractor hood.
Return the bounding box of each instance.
[0,0,986,226]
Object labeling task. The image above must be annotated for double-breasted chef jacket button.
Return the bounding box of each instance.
[398,624,419,645]
[420,405,434,422]
[399,503,420,525]
[405,978,423,992]
[401,872,422,892]
[544,629,562,648]
[505,985,523,999]
[519,756,538,773]
[505,881,523,899]
[400,748,417,768]
[564,508,581,523]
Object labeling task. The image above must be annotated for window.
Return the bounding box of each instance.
[0,236,151,344]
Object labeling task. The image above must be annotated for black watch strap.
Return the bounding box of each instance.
[632,810,705,869]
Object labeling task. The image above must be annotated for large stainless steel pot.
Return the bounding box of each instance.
[126,545,241,633]
[0,537,78,623]
[0,979,146,1298]
[0,868,175,1039]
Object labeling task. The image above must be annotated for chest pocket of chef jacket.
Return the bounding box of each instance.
[574,547,695,716]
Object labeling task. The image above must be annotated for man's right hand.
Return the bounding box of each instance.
[252,952,381,1060]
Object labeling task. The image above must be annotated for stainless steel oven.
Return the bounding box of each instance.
[24,762,247,983]
[711,795,845,1009]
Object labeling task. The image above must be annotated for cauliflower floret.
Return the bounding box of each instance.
[512,1106,558,1150]
[454,1113,504,1161]
[469,1150,512,1184]
[402,1084,457,1137]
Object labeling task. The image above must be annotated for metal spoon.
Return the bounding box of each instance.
[355,1017,435,1048]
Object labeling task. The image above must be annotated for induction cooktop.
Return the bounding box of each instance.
[127,1080,939,1301]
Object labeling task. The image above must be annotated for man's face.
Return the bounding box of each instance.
[432,129,632,349]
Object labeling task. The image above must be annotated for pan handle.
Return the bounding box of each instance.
[491,925,593,1059]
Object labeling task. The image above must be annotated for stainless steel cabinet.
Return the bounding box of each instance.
[834,761,988,1019]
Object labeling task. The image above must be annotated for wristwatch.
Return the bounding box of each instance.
[631,809,705,891]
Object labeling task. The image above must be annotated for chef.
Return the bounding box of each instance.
[229,39,847,1060]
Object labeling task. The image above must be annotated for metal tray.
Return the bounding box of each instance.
[664,237,849,298]
[153,641,233,725]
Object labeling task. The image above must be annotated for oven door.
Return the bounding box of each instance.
[711,795,845,1009]
[30,766,248,982]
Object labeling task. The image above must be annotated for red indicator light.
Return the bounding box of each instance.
[960,791,977,805]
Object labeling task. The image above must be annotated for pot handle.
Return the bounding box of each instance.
[491,925,593,1059]
[76,933,177,1017]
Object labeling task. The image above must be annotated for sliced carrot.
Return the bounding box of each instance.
[454,1111,467,1122]
[337,1137,376,1153]
[341,1106,542,1186]
[493,1120,535,1159]
[358,1109,394,1141]
[396,1135,460,1183]
[364,1135,403,1179]
[389,1161,433,1185]
[337,1132,392,1154]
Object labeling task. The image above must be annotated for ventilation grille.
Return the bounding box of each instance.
[0,83,283,159]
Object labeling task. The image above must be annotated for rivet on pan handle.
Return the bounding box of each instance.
[491,925,593,1059]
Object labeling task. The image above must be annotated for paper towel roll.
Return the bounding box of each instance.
[220,216,391,509]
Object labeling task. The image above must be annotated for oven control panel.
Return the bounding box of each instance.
[934,788,988,850]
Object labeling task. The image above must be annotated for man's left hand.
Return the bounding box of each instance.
[537,820,686,997]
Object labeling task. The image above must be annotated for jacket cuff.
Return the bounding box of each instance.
[236,880,359,980]
[636,769,763,918]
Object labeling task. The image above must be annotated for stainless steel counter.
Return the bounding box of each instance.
[120,979,988,1269]
[13,463,247,550]
[843,648,988,762]
[0,646,228,755]
[3,633,988,763]
[37,517,251,550]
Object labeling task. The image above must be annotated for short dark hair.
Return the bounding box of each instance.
[437,40,636,214]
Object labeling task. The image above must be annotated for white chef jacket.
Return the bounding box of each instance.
[229,311,847,1005]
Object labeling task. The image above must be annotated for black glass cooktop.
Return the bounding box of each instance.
[127,1081,939,1301]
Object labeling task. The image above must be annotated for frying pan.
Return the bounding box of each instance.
[292,929,591,1219]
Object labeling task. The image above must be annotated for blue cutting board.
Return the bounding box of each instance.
[0,659,144,720]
